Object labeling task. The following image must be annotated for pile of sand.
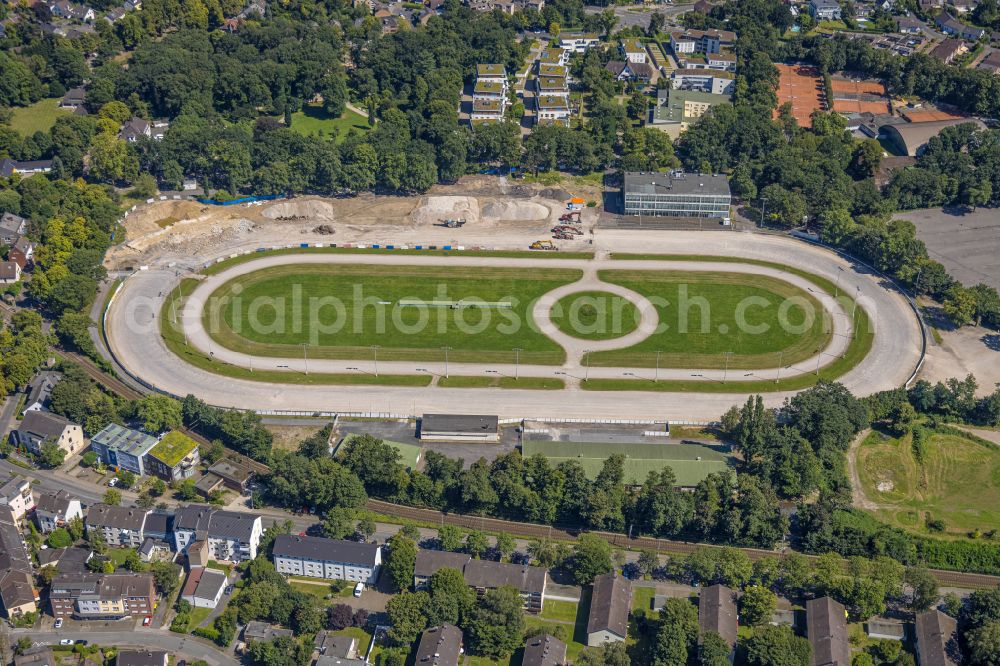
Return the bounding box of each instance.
[481,200,550,222]
[262,199,337,221]
[410,196,480,226]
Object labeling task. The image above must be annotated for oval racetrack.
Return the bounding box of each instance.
[106,230,922,420]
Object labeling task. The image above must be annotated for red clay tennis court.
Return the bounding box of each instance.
[830,79,886,96]
[774,63,825,127]
[831,99,891,114]
[900,109,966,122]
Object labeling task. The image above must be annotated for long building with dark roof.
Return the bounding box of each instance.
[273,534,382,583]
[411,548,546,612]
[699,584,738,654]
[586,572,631,646]
[806,597,850,666]
[915,610,960,666]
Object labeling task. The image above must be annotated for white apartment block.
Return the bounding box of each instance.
[559,33,599,52]
[619,39,647,64]
[273,534,382,584]
[0,476,34,522]
[173,506,262,562]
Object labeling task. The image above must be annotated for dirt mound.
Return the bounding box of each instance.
[540,187,571,201]
[262,199,337,221]
[313,224,335,235]
[410,196,480,226]
[481,200,550,222]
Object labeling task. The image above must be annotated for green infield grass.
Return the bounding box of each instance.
[437,375,565,390]
[855,428,1000,537]
[552,290,640,341]
[205,264,581,364]
[588,269,830,369]
[161,279,432,387]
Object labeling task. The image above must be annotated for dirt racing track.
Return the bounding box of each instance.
[104,225,923,420]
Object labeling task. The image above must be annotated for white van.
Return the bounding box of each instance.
[353,582,364,598]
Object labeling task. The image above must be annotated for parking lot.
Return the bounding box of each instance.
[898,207,1000,290]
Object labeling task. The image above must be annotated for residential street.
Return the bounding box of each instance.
[9,630,238,666]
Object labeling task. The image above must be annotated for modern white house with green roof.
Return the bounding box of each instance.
[535,95,571,126]
[144,431,200,481]
[472,64,509,122]
[90,423,158,476]
[619,39,647,64]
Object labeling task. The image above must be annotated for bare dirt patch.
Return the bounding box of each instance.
[410,196,481,226]
[266,423,327,450]
[919,321,1000,395]
[262,199,337,221]
[481,200,550,222]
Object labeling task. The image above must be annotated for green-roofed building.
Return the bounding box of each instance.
[476,63,507,80]
[537,64,569,80]
[620,38,647,64]
[472,63,509,122]
[650,87,732,138]
[520,440,733,487]
[539,48,567,66]
[536,77,569,97]
[145,430,201,481]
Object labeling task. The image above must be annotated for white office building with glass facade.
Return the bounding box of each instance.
[622,172,731,219]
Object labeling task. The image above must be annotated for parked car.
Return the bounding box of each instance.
[60,640,73,645]
[54,618,63,629]
[353,582,364,598]
[107,477,118,487]
[142,616,152,626]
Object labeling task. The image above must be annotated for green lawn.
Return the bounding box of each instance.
[552,290,640,341]
[588,270,830,369]
[188,606,213,629]
[9,98,70,135]
[630,587,656,619]
[540,599,579,623]
[330,626,381,664]
[205,264,581,364]
[107,548,137,567]
[289,104,371,142]
[856,429,1000,536]
[521,439,734,487]
[437,376,565,390]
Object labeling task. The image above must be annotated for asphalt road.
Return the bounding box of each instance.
[12,630,238,666]
[105,230,922,419]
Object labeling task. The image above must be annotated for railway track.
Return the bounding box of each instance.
[60,348,270,474]
[56,351,999,590]
[366,499,1000,590]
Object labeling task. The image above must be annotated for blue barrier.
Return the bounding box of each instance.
[300,243,310,248]
[387,245,394,250]
[443,245,452,251]
[197,194,280,206]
